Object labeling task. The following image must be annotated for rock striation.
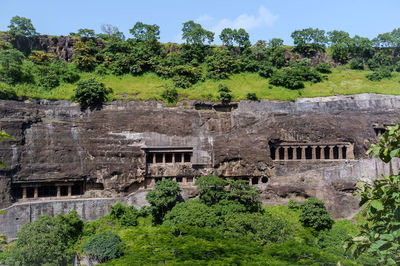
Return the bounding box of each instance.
[0,93,400,238]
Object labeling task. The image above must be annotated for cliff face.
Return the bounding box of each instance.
[0,94,399,218]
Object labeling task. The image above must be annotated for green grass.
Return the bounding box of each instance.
[10,68,400,102]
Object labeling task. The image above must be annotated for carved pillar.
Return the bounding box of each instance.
[162,153,166,164]
[320,146,325,160]
[283,147,289,160]
[329,146,334,160]
[311,146,316,160]
[181,154,185,163]
[292,147,297,160]
[68,185,72,197]
[57,186,61,198]
[275,147,280,160]
[152,153,156,164]
[172,153,175,163]
[338,145,343,159]
[182,177,187,185]
[346,144,355,159]
[34,187,38,198]
[22,187,27,199]
[301,146,306,160]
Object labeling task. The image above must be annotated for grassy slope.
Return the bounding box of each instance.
[11,68,400,102]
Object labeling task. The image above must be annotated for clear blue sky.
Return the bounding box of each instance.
[1,0,399,45]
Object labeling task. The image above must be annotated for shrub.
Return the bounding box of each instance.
[83,231,123,263]
[161,87,178,104]
[171,65,201,88]
[258,63,274,78]
[206,49,239,79]
[349,58,364,70]
[0,84,17,100]
[368,50,394,70]
[28,50,56,64]
[269,68,304,89]
[109,202,139,227]
[195,175,228,206]
[217,84,232,104]
[61,69,80,83]
[74,78,113,108]
[331,43,349,64]
[314,62,332,73]
[299,198,334,231]
[246,93,259,101]
[366,67,392,81]
[38,72,60,90]
[0,49,26,84]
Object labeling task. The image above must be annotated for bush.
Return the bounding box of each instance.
[246,93,259,101]
[217,84,232,104]
[299,198,334,232]
[366,67,392,81]
[258,63,274,78]
[109,202,139,227]
[368,50,394,70]
[171,65,201,88]
[206,49,239,79]
[0,49,26,84]
[269,68,304,89]
[74,78,113,108]
[38,72,60,90]
[0,84,17,100]
[83,231,123,263]
[349,58,364,70]
[314,62,332,74]
[161,87,178,104]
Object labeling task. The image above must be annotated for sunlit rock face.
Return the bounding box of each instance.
[0,93,400,220]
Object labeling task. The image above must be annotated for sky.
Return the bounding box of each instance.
[1,0,400,45]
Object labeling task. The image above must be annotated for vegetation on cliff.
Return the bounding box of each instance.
[1,16,400,105]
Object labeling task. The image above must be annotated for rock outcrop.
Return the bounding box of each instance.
[0,93,399,226]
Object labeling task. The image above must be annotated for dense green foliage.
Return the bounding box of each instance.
[347,122,400,264]
[74,78,113,108]
[299,198,334,232]
[109,201,139,226]
[5,211,83,266]
[83,231,123,263]
[146,179,182,224]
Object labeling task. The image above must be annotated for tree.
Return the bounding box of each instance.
[101,24,119,38]
[217,84,233,104]
[347,122,400,264]
[7,16,38,54]
[195,175,228,206]
[291,28,328,56]
[83,231,124,263]
[74,78,113,108]
[7,211,83,266]
[327,30,351,45]
[219,28,236,47]
[182,20,214,45]
[76,28,96,39]
[299,198,334,232]
[72,40,97,71]
[219,28,250,51]
[0,49,26,84]
[146,179,182,224]
[267,38,284,47]
[130,22,160,42]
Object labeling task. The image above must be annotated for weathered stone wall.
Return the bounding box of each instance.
[0,93,400,237]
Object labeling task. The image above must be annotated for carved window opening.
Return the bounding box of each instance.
[288,147,294,160]
[305,147,312,160]
[296,147,302,160]
[176,177,183,183]
[143,147,193,165]
[261,177,268,183]
[252,177,259,185]
[324,146,330,159]
[165,153,173,163]
[12,182,84,200]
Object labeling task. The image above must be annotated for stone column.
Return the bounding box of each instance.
[172,153,175,163]
[274,147,280,160]
[292,147,297,160]
[311,146,317,160]
[57,186,61,198]
[283,147,289,160]
[320,146,325,160]
[346,144,355,159]
[22,187,27,199]
[338,145,343,159]
[182,177,187,185]
[301,146,306,160]
[152,153,156,164]
[34,187,38,198]
[329,146,334,160]
[181,154,185,163]
[68,185,72,197]
[162,153,166,164]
